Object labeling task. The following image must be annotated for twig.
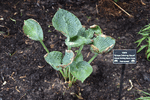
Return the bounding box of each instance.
[19,93,26,100]
[141,0,146,5]
[96,4,99,14]
[111,0,133,18]
[127,79,133,91]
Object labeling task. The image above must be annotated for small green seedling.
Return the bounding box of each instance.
[23,8,115,87]
[10,18,16,24]
[135,23,150,61]
[114,0,119,2]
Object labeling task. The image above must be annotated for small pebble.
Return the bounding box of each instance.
[0,18,4,20]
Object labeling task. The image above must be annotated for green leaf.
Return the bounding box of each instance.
[138,24,150,36]
[74,53,83,63]
[77,25,102,39]
[147,53,150,61]
[84,28,94,39]
[77,27,94,39]
[70,61,93,83]
[65,36,92,47]
[23,19,43,41]
[65,25,103,47]
[52,8,82,38]
[146,48,150,54]
[141,24,150,32]
[62,50,74,67]
[114,0,118,2]
[44,51,63,70]
[77,27,86,37]
[90,25,102,35]
[137,45,148,53]
[138,32,149,36]
[44,50,75,70]
[135,37,147,47]
[91,34,115,54]
[148,37,150,47]
[80,28,95,39]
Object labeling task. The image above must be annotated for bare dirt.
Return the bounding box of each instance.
[0,0,150,100]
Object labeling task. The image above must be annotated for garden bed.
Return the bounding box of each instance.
[0,0,150,99]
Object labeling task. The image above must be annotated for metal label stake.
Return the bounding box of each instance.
[113,49,136,100]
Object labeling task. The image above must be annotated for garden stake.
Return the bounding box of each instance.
[113,49,136,100]
[118,64,125,100]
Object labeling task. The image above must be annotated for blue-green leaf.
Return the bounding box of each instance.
[62,50,74,67]
[77,25,102,39]
[90,25,102,35]
[74,53,83,63]
[70,61,93,83]
[44,50,75,70]
[44,51,63,70]
[91,34,115,54]
[65,36,92,47]
[52,8,82,38]
[23,19,43,41]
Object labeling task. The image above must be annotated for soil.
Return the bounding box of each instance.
[0,0,150,100]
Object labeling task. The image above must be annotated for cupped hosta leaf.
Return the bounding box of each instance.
[91,34,115,54]
[90,25,102,35]
[65,36,92,47]
[77,27,94,39]
[23,19,43,41]
[84,28,95,39]
[70,61,93,83]
[44,51,63,70]
[77,25,102,39]
[78,28,94,39]
[44,50,75,70]
[52,8,82,38]
[62,50,74,68]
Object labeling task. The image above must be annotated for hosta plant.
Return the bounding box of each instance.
[23,8,115,87]
[135,23,150,61]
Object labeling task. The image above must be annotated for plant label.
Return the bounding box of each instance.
[113,49,136,64]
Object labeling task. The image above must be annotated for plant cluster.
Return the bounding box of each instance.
[135,23,150,61]
[23,8,115,87]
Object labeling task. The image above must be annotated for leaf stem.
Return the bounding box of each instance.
[68,67,70,80]
[88,53,98,64]
[63,68,68,79]
[40,40,49,53]
[60,69,66,81]
[68,46,71,50]
[77,45,84,56]
[68,67,71,87]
